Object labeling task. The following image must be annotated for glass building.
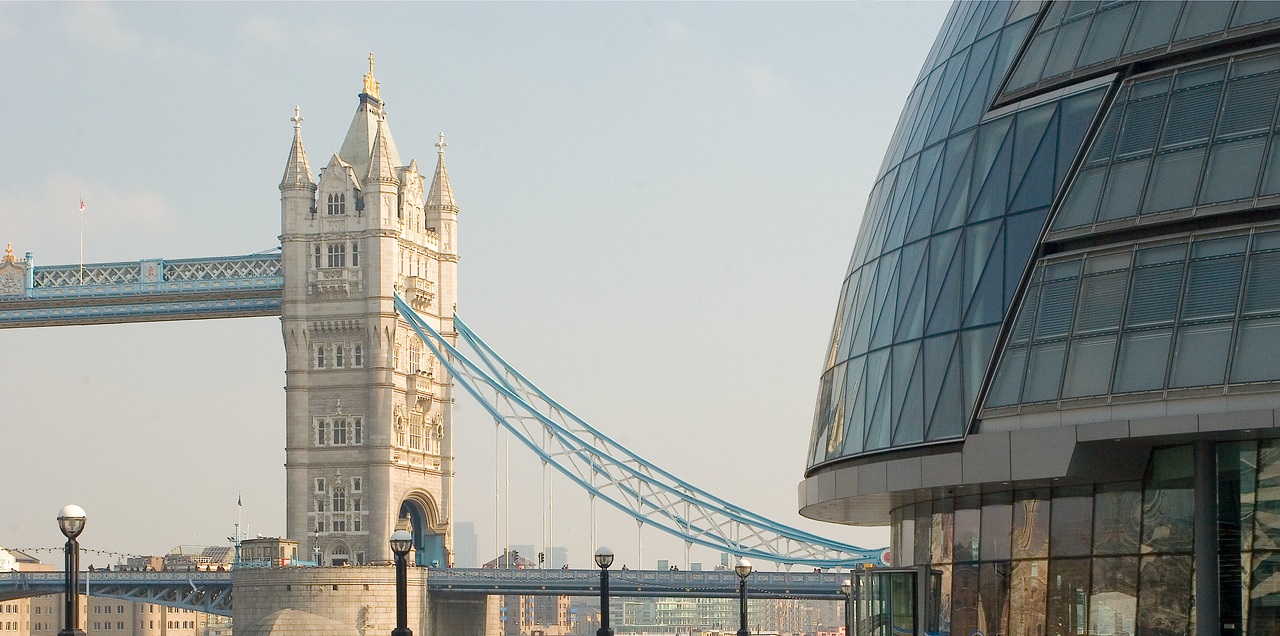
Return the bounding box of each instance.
[801,2,1280,634]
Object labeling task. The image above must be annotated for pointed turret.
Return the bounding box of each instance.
[280,107,316,191]
[365,116,400,186]
[338,54,401,181]
[426,132,459,257]
[426,132,456,212]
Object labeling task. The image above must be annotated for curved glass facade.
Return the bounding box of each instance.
[810,1,1105,467]
[1001,1,1280,102]
[805,3,1280,632]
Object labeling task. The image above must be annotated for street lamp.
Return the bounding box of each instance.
[57,505,87,636]
[841,579,853,636]
[390,530,414,636]
[595,546,615,636]
[734,557,752,636]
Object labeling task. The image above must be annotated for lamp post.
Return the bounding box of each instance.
[595,546,614,636]
[57,505,87,636]
[390,530,414,636]
[734,557,752,636]
[841,579,853,636]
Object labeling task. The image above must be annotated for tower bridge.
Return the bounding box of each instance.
[0,567,858,617]
[0,59,883,632]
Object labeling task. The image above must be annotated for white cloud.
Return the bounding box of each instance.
[64,2,139,53]
[739,63,789,98]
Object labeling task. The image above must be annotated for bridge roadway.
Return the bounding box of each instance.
[0,252,283,328]
[0,567,853,615]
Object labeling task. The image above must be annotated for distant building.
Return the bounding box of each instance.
[239,537,299,567]
[161,545,233,572]
[454,522,478,568]
[0,549,224,636]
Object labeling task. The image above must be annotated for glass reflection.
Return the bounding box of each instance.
[1047,558,1090,636]
[1090,556,1138,636]
[1143,447,1195,554]
[1137,555,1193,635]
[978,561,1011,636]
[1093,482,1141,555]
[1013,490,1050,559]
[951,562,980,636]
[1010,559,1048,635]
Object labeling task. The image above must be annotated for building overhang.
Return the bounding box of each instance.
[800,392,1280,526]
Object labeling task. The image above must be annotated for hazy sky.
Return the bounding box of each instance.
[0,1,949,570]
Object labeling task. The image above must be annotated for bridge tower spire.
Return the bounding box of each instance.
[279,62,457,568]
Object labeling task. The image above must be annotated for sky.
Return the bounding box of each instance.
[0,1,950,570]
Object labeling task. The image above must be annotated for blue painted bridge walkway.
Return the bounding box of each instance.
[0,571,232,615]
[0,568,854,616]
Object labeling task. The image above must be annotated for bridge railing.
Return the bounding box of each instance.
[1,571,232,586]
[20,254,282,300]
[426,567,852,599]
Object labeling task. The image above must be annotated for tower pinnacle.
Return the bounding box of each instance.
[427,132,456,212]
[365,114,399,185]
[362,52,380,99]
[280,105,315,191]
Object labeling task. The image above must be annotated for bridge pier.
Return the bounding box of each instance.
[231,567,496,636]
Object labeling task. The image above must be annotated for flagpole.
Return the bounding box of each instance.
[78,196,85,285]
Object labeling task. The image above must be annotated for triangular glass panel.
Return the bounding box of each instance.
[962,325,1001,417]
[954,33,1000,131]
[934,130,978,233]
[869,252,902,350]
[962,219,1004,325]
[923,332,959,418]
[809,367,836,466]
[936,143,979,232]
[925,227,963,308]
[862,349,893,452]
[1056,89,1107,187]
[884,156,921,252]
[892,348,927,446]
[821,361,848,463]
[926,241,967,336]
[849,267,880,357]
[1005,208,1051,305]
[970,119,1016,222]
[824,278,851,369]
[924,56,970,147]
[896,250,929,341]
[925,344,966,441]
[889,340,921,439]
[1010,108,1062,214]
[839,356,868,457]
[906,145,946,243]
[1008,104,1056,200]
[903,152,941,240]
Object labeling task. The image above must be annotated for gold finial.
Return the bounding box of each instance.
[3,243,12,262]
[436,132,447,155]
[291,106,303,130]
[363,53,380,99]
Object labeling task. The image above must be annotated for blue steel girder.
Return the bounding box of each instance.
[428,568,853,599]
[393,294,887,568]
[0,571,232,616]
[0,252,283,328]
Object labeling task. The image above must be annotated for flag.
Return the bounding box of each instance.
[237,493,242,507]
[79,197,85,213]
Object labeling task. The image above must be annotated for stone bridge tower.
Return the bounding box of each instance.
[278,58,457,566]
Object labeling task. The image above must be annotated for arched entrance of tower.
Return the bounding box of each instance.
[398,493,445,567]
